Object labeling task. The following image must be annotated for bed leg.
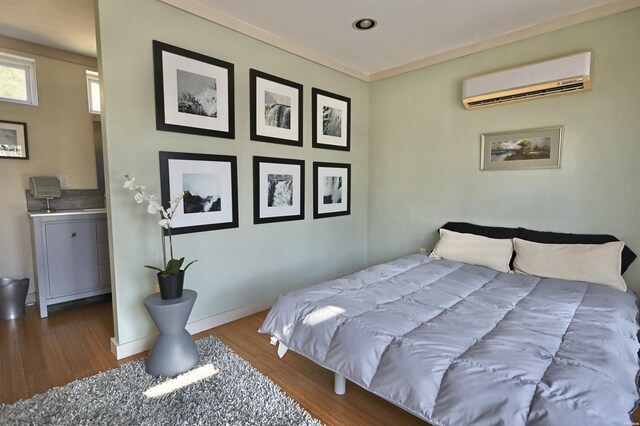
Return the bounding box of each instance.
[334,373,346,395]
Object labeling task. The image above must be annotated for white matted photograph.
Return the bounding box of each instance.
[481,126,563,171]
[313,162,351,218]
[312,88,350,151]
[159,151,238,234]
[153,40,235,139]
[253,156,305,224]
[0,120,28,160]
[250,69,303,146]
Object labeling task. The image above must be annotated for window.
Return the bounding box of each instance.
[86,70,101,114]
[0,52,38,105]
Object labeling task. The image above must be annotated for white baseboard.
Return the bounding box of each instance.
[110,296,276,360]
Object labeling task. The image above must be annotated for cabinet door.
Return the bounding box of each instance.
[45,221,99,297]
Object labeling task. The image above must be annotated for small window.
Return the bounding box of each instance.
[0,52,38,105]
[86,70,101,114]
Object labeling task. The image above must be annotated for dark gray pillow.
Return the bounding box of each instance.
[441,222,520,240]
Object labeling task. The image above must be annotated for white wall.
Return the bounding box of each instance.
[96,0,369,345]
[368,8,640,292]
[0,37,97,295]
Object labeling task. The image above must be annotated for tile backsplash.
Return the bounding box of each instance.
[26,189,105,212]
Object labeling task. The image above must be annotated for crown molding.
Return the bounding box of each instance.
[370,0,640,81]
[159,0,370,82]
[161,0,640,83]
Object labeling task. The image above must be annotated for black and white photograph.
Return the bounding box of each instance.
[267,174,293,207]
[313,162,351,218]
[177,70,217,118]
[253,156,304,224]
[250,69,303,146]
[0,120,28,160]
[160,151,238,235]
[322,176,342,204]
[312,88,350,151]
[153,40,235,139]
[481,126,563,171]
[182,173,221,213]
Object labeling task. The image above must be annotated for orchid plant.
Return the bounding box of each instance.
[124,175,196,276]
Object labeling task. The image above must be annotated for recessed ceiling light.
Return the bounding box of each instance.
[352,18,377,31]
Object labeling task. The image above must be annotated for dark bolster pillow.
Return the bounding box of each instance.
[440,222,637,273]
[441,222,520,239]
[518,228,637,274]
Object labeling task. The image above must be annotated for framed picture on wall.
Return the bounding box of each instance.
[159,151,238,235]
[253,156,305,224]
[153,40,235,139]
[250,69,303,146]
[313,162,351,219]
[481,126,563,171]
[0,120,28,160]
[312,88,350,151]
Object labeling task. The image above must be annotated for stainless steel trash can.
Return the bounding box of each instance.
[0,278,29,320]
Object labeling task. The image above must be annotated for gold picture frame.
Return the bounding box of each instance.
[481,126,563,171]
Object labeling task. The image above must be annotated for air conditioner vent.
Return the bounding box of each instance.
[462,51,592,110]
[467,82,585,108]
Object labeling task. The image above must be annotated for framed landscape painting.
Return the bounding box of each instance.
[253,156,305,224]
[312,88,350,151]
[153,40,235,139]
[159,151,238,235]
[313,162,351,219]
[481,126,563,171]
[0,120,28,159]
[250,69,303,146]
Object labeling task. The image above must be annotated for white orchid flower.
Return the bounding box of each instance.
[147,200,162,214]
[124,174,197,274]
[134,192,145,203]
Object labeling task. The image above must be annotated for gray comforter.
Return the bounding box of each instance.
[259,254,640,425]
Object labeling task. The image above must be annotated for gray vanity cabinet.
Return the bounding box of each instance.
[29,210,111,318]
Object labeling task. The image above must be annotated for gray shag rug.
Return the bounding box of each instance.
[0,336,322,425]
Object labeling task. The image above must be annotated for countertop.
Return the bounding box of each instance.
[28,208,106,218]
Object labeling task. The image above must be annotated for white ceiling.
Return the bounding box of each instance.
[0,0,637,81]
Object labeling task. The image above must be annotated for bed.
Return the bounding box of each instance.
[259,224,640,425]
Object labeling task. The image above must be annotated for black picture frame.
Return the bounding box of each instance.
[253,156,305,224]
[159,151,238,235]
[313,162,351,219]
[153,40,235,139]
[250,69,303,146]
[312,88,351,151]
[0,120,28,160]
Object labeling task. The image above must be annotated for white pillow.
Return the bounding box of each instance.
[430,229,513,272]
[513,238,626,291]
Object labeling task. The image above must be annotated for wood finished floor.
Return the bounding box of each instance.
[0,299,425,425]
[1,298,638,425]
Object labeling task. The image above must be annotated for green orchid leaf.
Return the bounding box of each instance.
[165,257,185,275]
[144,265,164,273]
[183,260,197,272]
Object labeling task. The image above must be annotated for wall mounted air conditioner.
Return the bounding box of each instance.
[462,51,592,110]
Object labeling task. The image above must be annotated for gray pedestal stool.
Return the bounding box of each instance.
[144,289,199,377]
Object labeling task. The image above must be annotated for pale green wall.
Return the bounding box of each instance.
[368,9,640,292]
[96,0,369,344]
